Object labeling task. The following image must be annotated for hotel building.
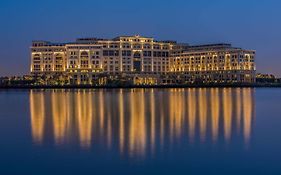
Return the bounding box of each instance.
[30,35,256,85]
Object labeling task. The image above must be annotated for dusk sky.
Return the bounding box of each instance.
[0,0,280,76]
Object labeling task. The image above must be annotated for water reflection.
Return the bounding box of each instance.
[29,88,255,157]
[30,92,45,144]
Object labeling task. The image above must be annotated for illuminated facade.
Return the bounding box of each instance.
[30,35,256,85]
[170,44,256,83]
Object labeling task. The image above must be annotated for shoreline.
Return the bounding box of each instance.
[1,83,281,89]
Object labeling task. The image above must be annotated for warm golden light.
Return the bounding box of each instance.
[29,88,255,157]
[119,89,125,154]
[169,89,184,141]
[199,88,207,142]
[51,91,69,145]
[31,38,256,85]
[243,88,254,146]
[76,91,93,149]
[223,88,232,142]
[129,89,146,157]
[211,88,220,142]
[236,88,242,133]
[30,91,45,144]
[187,88,196,142]
[150,89,156,153]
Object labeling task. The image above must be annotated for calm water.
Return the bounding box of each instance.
[0,88,280,174]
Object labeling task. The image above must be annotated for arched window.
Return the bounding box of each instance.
[133,52,141,59]
[81,51,89,59]
[33,54,41,61]
[55,54,63,61]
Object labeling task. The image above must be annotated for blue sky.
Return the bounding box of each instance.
[0,0,280,76]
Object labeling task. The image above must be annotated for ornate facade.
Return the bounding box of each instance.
[30,35,256,85]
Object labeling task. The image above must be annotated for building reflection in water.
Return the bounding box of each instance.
[29,88,255,156]
[30,91,45,144]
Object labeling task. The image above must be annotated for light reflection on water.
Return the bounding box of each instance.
[30,88,255,157]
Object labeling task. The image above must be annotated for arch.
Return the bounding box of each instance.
[55,53,62,57]
[80,51,89,60]
[133,52,141,59]
[81,51,89,57]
